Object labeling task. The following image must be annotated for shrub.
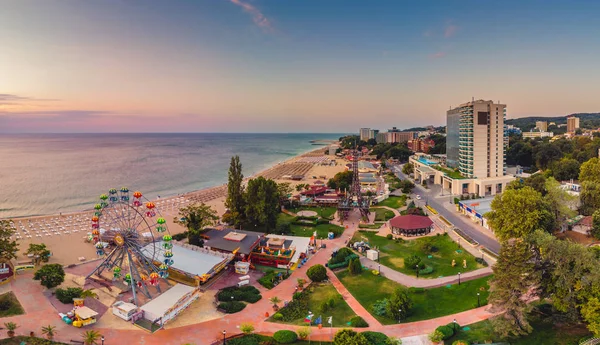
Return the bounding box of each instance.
[228,334,263,345]
[218,301,246,313]
[386,234,393,240]
[307,264,328,282]
[33,264,65,289]
[240,322,255,334]
[350,315,369,327]
[330,247,354,264]
[475,257,488,266]
[278,291,309,322]
[348,258,363,275]
[418,265,434,275]
[272,313,283,321]
[297,327,311,340]
[245,294,262,303]
[452,341,469,345]
[55,287,83,304]
[428,330,444,343]
[292,292,303,300]
[404,255,421,269]
[273,330,298,344]
[435,325,454,340]
[172,231,188,241]
[217,286,262,303]
[316,218,330,225]
[371,299,389,316]
[446,322,460,333]
[361,331,389,345]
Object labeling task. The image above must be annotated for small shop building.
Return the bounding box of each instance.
[112,301,138,321]
[139,284,199,327]
[203,228,264,260]
[388,215,434,237]
[250,234,311,269]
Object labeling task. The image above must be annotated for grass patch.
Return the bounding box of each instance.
[375,195,407,209]
[0,337,67,345]
[336,270,490,325]
[448,310,591,345]
[351,231,484,278]
[433,166,466,179]
[288,206,337,219]
[0,292,24,318]
[359,223,385,229]
[277,213,344,238]
[372,208,395,222]
[271,283,358,327]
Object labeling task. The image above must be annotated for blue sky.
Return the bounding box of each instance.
[1,0,599,133]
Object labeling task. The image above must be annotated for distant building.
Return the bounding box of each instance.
[522,131,554,139]
[376,132,388,144]
[408,138,435,153]
[567,116,580,133]
[360,128,376,141]
[505,124,522,135]
[535,121,548,132]
[387,131,416,143]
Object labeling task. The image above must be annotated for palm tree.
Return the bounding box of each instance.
[82,330,101,345]
[295,184,304,192]
[269,296,281,310]
[80,289,98,299]
[4,322,17,337]
[41,325,56,340]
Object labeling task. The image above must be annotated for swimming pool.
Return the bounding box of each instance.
[418,157,438,165]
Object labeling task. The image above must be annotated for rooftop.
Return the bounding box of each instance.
[459,196,496,215]
[204,228,264,255]
[141,241,231,277]
[389,215,433,230]
[140,284,197,319]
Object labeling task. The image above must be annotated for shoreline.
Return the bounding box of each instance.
[2,145,334,221]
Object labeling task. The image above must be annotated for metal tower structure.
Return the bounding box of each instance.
[337,147,370,221]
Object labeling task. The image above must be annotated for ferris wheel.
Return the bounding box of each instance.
[86,187,174,305]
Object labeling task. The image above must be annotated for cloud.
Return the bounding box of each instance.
[444,24,458,38]
[229,0,273,33]
[0,93,59,106]
[429,52,446,59]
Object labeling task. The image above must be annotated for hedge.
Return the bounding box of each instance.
[218,301,246,313]
[350,315,369,327]
[307,264,328,282]
[435,325,454,340]
[273,330,298,344]
[328,254,359,269]
[55,287,83,304]
[361,331,389,345]
[217,286,262,303]
[418,265,434,275]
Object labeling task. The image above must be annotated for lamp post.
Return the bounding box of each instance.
[378,263,381,275]
[458,272,461,285]
[416,264,419,278]
[223,330,226,345]
[398,309,402,323]
[453,319,457,332]
[101,336,104,345]
[477,292,480,307]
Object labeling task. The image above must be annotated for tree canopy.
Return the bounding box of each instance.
[25,243,51,265]
[34,264,65,289]
[245,176,280,230]
[579,157,600,183]
[0,220,18,261]
[175,203,219,232]
[327,171,353,191]
[225,155,245,227]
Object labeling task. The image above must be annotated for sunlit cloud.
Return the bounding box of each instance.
[444,24,458,38]
[229,0,273,33]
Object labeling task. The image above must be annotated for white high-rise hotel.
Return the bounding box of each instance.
[446,99,506,178]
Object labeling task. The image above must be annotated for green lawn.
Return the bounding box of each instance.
[351,231,485,278]
[288,206,338,219]
[372,208,395,221]
[272,283,358,327]
[0,337,67,345]
[359,223,385,229]
[336,269,490,325]
[447,312,592,345]
[375,195,407,209]
[277,213,345,238]
[0,292,24,318]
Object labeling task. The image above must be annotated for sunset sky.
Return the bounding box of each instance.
[1,0,599,133]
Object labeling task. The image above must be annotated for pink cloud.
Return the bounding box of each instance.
[430,52,446,59]
[444,24,458,38]
[230,0,273,33]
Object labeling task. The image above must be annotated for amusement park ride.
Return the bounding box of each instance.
[337,147,371,221]
[86,188,173,306]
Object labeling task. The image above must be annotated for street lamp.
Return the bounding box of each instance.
[458,272,461,285]
[416,264,419,278]
[477,292,480,307]
[101,336,105,345]
[223,330,226,345]
[398,309,402,323]
[453,319,457,332]
[378,263,381,275]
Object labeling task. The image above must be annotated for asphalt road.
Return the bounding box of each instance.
[392,165,501,254]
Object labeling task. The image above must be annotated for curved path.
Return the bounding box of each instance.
[0,210,497,345]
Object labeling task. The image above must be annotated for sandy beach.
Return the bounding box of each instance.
[5,146,346,267]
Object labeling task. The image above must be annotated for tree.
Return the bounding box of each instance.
[295,183,307,192]
[245,176,280,230]
[80,289,98,299]
[328,171,353,191]
[333,329,370,345]
[41,325,56,340]
[402,163,414,175]
[399,180,415,194]
[386,287,412,321]
[581,297,600,337]
[277,182,293,206]
[348,258,362,275]
[174,203,219,232]
[82,330,101,345]
[33,264,65,289]
[580,181,600,216]
[0,220,18,261]
[307,264,328,282]
[269,296,281,309]
[533,143,562,170]
[488,239,536,338]
[225,155,245,227]
[579,157,600,183]
[592,210,600,240]
[552,158,580,181]
[25,243,51,265]
[543,177,577,231]
[485,187,548,241]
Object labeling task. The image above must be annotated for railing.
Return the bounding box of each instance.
[580,337,600,345]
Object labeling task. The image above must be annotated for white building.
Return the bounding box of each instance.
[139,284,200,326]
[522,131,554,139]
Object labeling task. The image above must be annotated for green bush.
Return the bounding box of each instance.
[446,322,460,333]
[429,330,444,343]
[386,234,393,240]
[245,294,262,303]
[452,341,469,345]
[316,218,330,225]
[350,315,369,327]
[172,232,188,241]
[217,286,262,303]
[278,290,309,322]
[435,325,454,340]
[218,301,246,313]
[348,258,363,275]
[418,265,434,275]
[361,331,389,345]
[307,264,328,282]
[330,247,354,264]
[292,292,302,300]
[404,255,421,269]
[55,287,83,304]
[227,334,263,345]
[273,330,298,344]
[475,257,488,266]
[371,299,389,316]
[272,313,283,321]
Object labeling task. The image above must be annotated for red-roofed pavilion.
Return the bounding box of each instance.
[388,215,434,236]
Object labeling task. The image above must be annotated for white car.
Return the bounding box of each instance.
[415,195,421,200]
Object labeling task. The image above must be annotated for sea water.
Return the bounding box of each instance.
[0,133,343,218]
